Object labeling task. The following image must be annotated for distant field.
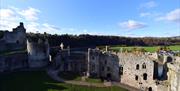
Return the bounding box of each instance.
[109,45,180,52]
[0,71,127,91]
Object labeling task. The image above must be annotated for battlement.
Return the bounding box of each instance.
[12,22,26,32]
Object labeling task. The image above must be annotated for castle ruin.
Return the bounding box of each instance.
[0,22,26,52]
[0,23,179,91]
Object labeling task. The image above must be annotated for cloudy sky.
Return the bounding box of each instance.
[0,0,180,37]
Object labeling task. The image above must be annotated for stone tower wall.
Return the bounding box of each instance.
[3,22,26,45]
[88,49,100,77]
[167,56,180,91]
[0,22,26,52]
[118,53,156,91]
[88,49,120,81]
[27,39,49,68]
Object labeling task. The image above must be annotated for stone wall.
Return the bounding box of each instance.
[27,38,49,68]
[118,53,156,91]
[167,56,180,91]
[88,49,120,81]
[0,22,26,52]
[0,52,28,72]
[53,50,87,74]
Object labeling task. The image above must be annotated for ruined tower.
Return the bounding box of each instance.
[0,22,27,52]
[27,37,49,68]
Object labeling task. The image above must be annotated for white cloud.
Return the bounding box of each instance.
[0,8,20,30]
[0,9,14,18]
[157,8,180,23]
[0,6,61,34]
[26,22,40,33]
[140,12,162,18]
[140,1,157,9]
[18,7,40,21]
[119,20,147,30]
[41,23,61,34]
[140,12,151,17]
[25,22,61,34]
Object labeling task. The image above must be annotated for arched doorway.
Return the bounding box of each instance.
[106,73,111,81]
[148,87,152,91]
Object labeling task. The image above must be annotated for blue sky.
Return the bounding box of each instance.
[0,0,180,37]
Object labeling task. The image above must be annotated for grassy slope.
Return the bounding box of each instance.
[0,71,127,91]
[110,45,180,52]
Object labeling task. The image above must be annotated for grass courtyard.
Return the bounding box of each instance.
[0,71,127,91]
[58,72,102,83]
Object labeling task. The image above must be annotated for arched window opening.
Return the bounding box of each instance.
[92,56,95,60]
[107,67,110,71]
[102,66,104,71]
[136,64,139,70]
[16,40,19,44]
[119,66,123,75]
[142,63,146,69]
[135,75,138,80]
[105,60,107,64]
[91,63,95,72]
[143,73,147,80]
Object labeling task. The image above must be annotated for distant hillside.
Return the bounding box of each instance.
[168,36,180,40]
[27,33,180,48]
[0,30,179,47]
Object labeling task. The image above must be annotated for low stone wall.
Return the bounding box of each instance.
[0,52,28,72]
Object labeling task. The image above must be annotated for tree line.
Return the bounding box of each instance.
[26,33,180,48]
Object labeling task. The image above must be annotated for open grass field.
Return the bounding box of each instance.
[0,71,127,91]
[109,45,180,52]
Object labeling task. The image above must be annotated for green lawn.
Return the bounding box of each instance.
[0,49,27,56]
[0,71,127,91]
[85,77,102,83]
[58,72,102,83]
[58,72,82,81]
[109,45,180,52]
